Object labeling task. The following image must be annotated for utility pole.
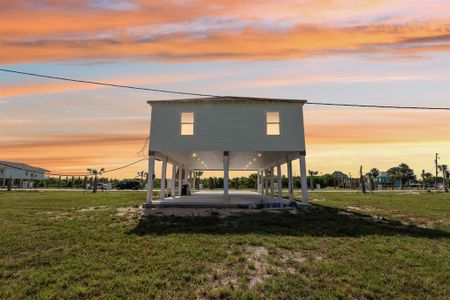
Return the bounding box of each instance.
[435,153,439,189]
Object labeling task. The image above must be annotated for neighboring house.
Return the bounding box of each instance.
[331,171,350,188]
[331,171,349,180]
[377,172,410,189]
[0,161,49,188]
[376,172,391,186]
[144,96,309,206]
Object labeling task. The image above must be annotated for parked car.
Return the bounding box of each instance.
[87,183,108,191]
[116,180,142,190]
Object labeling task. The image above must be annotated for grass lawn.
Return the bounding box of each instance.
[1,191,449,299]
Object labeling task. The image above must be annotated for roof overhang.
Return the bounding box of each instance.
[147,96,307,105]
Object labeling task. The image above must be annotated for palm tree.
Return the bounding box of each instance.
[308,170,318,190]
[438,164,449,192]
[369,168,379,178]
[87,168,105,193]
[137,171,147,187]
[421,170,432,190]
[387,163,415,190]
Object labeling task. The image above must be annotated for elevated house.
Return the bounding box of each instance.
[0,161,49,189]
[143,96,309,209]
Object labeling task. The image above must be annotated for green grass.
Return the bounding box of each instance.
[0,191,449,299]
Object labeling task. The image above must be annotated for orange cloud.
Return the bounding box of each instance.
[0,1,449,64]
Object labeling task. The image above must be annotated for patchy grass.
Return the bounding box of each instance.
[307,191,450,231]
[0,191,449,299]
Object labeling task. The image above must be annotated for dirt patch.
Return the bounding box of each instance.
[311,195,327,202]
[78,206,108,212]
[347,205,376,212]
[247,246,270,288]
[202,245,323,297]
[116,205,142,217]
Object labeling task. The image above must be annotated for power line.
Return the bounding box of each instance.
[307,102,450,110]
[1,68,449,110]
[0,68,218,98]
[102,158,148,174]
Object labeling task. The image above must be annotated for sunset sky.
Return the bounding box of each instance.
[1,0,449,179]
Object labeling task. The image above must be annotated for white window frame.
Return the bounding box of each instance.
[266,111,280,135]
[180,112,195,136]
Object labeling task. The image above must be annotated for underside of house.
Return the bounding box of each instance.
[143,150,308,210]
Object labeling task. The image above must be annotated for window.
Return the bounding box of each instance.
[266,112,280,135]
[180,112,194,135]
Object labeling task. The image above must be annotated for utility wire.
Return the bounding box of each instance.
[101,158,148,174]
[0,68,218,98]
[306,102,450,110]
[1,68,449,110]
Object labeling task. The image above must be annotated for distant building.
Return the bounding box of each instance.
[331,171,349,180]
[0,161,49,188]
[377,172,413,189]
[376,172,391,186]
[331,171,349,188]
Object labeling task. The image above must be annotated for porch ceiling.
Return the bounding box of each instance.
[156,151,299,170]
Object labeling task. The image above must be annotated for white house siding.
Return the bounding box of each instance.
[0,162,48,180]
[149,102,306,152]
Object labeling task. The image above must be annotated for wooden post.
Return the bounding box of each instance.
[277,164,282,198]
[223,151,230,203]
[270,167,275,197]
[146,153,155,203]
[178,165,183,196]
[160,157,167,200]
[287,160,294,200]
[171,164,177,197]
[299,153,308,204]
[257,171,261,192]
[263,170,267,195]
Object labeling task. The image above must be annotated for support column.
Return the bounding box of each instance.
[159,157,167,200]
[257,171,261,192]
[259,171,263,194]
[299,154,309,204]
[287,160,294,200]
[270,167,275,197]
[2,177,5,189]
[277,164,282,198]
[146,153,155,203]
[223,151,230,203]
[263,170,267,195]
[171,163,176,197]
[178,165,183,196]
[192,171,196,191]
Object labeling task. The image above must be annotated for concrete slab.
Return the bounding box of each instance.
[143,190,296,210]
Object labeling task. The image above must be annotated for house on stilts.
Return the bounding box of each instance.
[144,96,309,210]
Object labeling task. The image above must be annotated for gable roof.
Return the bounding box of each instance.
[147,96,307,105]
[0,161,49,173]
